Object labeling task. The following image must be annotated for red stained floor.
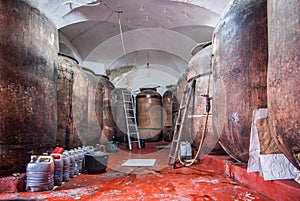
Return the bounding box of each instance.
[0,142,299,201]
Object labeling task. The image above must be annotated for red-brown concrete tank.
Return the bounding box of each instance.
[162,85,179,142]
[187,45,223,155]
[58,55,93,149]
[0,0,58,174]
[98,75,116,143]
[111,88,131,142]
[162,90,173,141]
[70,66,89,148]
[176,73,188,105]
[82,68,103,146]
[136,88,163,141]
[57,54,82,149]
[212,0,268,162]
[267,0,300,169]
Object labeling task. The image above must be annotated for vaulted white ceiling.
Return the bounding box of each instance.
[33,0,231,90]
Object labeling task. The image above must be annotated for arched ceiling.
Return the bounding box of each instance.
[33,0,231,88]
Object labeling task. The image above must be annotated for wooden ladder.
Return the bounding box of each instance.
[168,79,196,168]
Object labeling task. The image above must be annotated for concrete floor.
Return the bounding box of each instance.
[0,142,299,201]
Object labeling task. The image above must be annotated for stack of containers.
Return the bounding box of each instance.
[26,145,108,192]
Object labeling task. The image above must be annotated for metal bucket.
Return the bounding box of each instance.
[83,151,108,174]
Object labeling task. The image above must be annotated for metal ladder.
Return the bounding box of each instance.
[122,90,141,150]
[168,79,196,168]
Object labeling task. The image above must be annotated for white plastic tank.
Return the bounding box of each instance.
[62,151,70,182]
[50,153,64,186]
[73,148,80,175]
[68,150,76,178]
[26,155,54,192]
[77,147,85,173]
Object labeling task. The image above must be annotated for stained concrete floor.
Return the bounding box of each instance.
[0,142,297,201]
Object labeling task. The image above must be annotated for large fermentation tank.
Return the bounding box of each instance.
[82,68,103,146]
[267,0,300,169]
[112,88,130,142]
[0,0,58,174]
[162,85,179,141]
[137,88,163,141]
[187,45,223,154]
[57,54,87,149]
[98,75,116,143]
[176,73,188,105]
[212,0,268,162]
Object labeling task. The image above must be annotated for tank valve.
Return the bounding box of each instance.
[201,94,213,113]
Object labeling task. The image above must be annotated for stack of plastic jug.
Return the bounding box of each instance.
[26,155,54,192]
[51,147,64,186]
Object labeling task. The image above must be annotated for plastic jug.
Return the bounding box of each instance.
[26,155,54,192]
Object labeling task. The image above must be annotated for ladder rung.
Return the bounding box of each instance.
[176,122,182,126]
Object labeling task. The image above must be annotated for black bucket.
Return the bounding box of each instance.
[83,151,108,174]
[140,139,146,148]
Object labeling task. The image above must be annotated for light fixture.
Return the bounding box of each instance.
[115,9,128,65]
[139,6,144,12]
